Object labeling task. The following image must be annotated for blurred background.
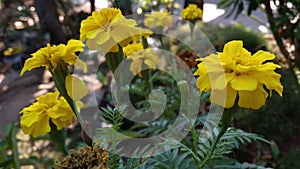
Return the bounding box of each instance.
[0,0,300,168]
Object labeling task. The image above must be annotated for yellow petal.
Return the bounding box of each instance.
[66,39,84,53]
[210,84,237,108]
[223,40,243,58]
[75,59,88,73]
[100,38,119,53]
[65,74,88,100]
[75,100,84,112]
[95,31,111,45]
[238,84,268,109]
[252,70,283,96]
[196,73,211,94]
[20,55,48,76]
[48,98,74,130]
[21,114,50,137]
[252,50,275,64]
[224,84,238,108]
[130,60,142,75]
[230,75,257,91]
[86,38,99,50]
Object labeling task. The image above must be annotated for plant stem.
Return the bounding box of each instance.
[158,34,165,50]
[191,126,202,168]
[51,67,83,123]
[198,106,238,168]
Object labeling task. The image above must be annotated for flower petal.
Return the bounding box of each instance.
[230,75,257,91]
[210,84,237,108]
[223,41,243,58]
[65,74,88,101]
[252,50,275,64]
[238,84,268,109]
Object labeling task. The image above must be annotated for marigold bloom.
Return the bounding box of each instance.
[20,91,74,137]
[181,4,203,21]
[123,43,144,57]
[194,40,283,109]
[3,47,14,56]
[20,40,86,76]
[126,48,158,75]
[144,12,172,28]
[80,8,149,53]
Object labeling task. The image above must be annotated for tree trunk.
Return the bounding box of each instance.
[263,0,292,68]
[34,0,66,45]
[90,0,95,13]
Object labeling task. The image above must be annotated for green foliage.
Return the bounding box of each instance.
[277,148,300,169]
[99,105,125,131]
[200,23,266,53]
[208,158,272,169]
[218,0,300,40]
[146,148,196,169]
[0,123,20,168]
[218,0,259,18]
[0,123,55,168]
[197,128,268,160]
[158,127,269,168]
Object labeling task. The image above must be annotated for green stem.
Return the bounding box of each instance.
[198,106,238,168]
[49,121,68,155]
[142,36,149,49]
[177,81,202,167]
[105,47,124,73]
[105,47,125,109]
[189,22,194,42]
[191,126,202,168]
[51,64,83,123]
[158,34,166,50]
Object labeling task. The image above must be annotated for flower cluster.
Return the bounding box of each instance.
[55,144,109,169]
[181,4,203,21]
[80,8,152,53]
[20,39,86,75]
[194,41,283,109]
[19,91,74,137]
[144,12,172,28]
[123,43,144,57]
[123,43,158,75]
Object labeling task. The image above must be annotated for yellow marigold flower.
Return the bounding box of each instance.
[80,8,149,53]
[19,91,75,137]
[194,40,283,110]
[3,47,14,56]
[181,4,203,21]
[123,43,144,57]
[127,48,158,75]
[131,28,153,43]
[20,40,86,76]
[144,12,172,28]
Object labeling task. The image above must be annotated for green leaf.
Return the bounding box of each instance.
[7,123,20,169]
[234,2,244,19]
[49,121,68,155]
[248,0,259,15]
[0,140,8,164]
[270,141,280,161]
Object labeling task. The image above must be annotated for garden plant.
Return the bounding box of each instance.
[1,1,297,169]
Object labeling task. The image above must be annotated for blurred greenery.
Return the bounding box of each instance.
[200,23,266,53]
[1,0,300,168]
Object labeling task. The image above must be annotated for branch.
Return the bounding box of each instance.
[263,0,292,68]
